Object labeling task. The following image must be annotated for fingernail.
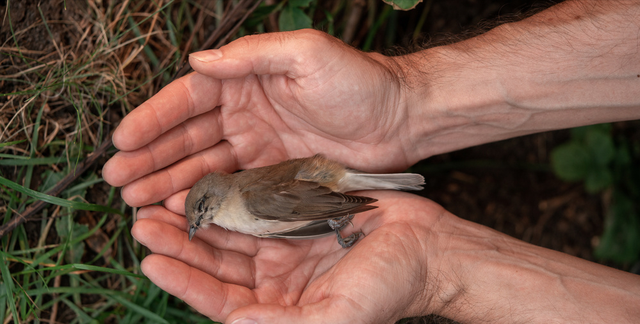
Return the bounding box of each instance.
[190,49,223,62]
[230,318,257,324]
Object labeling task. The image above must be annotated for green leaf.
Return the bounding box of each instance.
[550,142,591,181]
[60,297,95,324]
[289,0,313,7]
[0,175,123,215]
[244,4,280,28]
[66,173,100,199]
[39,168,66,192]
[55,216,89,263]
[570,123,612,141]
[7,258,146,279]
[382,0,422,10]
[0,283,6,324]
[585,130,614,166]
[27,214,108,270]
[0,256,19,324]
[278,5,312,31]
[0,139,26,148]
[0,156,67,166]
[615,144,632,166]
[594,192,640,263]
[55,215,71,238]
[110,294,170,324]
[584,168,612,193]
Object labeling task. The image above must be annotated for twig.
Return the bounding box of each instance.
[36,206,59,248]
[342,0,366,44]
[0,138,113,238]
[49,274,61,323]
[2,313,13,324]
[264,0,279,32]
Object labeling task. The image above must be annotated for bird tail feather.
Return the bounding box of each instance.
[339,172,425,192]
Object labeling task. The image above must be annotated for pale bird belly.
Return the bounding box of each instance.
[214,211,312,236]
[213,194,312,236]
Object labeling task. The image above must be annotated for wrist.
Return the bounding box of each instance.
[393,42,511,159]
[364,52,428,169]
[379,199,469,319]
[393,0,640,159]
[419,209,640,323]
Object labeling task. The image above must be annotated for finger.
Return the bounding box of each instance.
[132,216,257,288]
[137,205,261,256]
[118,141,237,206]
[103,108,223,188]
[189,29,345,80]
[163,189,189,215]
[138,204,188,229]
[141,254,256,322]
[112,72,222,152]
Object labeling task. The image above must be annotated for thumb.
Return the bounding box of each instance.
[189,29,346,80]
[225,300,361,324]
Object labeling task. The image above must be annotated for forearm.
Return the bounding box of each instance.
[425,214,640,323]
[398,0,640,160]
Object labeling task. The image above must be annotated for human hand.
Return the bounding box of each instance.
[102,29,420,207]
[131,191,445,324]
[132,188,640,323]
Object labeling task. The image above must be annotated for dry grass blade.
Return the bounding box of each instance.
[173,0,264,80]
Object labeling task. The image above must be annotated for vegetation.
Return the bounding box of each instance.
[551,124,640,265]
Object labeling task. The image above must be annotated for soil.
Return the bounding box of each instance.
[419,129,602,259]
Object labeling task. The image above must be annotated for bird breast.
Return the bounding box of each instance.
[212,188,312,236]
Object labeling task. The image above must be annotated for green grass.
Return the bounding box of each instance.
[0,0,221,322]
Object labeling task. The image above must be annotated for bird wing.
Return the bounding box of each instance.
[241,179,378,221]
[259,220,336,239]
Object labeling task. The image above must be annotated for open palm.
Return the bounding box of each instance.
[132,191,440,323]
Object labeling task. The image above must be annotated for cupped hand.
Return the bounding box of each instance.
[131,191,447,324]
[103,29,419,207]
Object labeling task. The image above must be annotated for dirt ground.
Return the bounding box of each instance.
[419,129,601,260]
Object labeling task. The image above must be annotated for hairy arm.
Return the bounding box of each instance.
[395,0,640,160]
[396,1,640,322]
[422,209,640,324]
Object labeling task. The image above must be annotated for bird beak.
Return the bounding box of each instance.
[188,225,197,241]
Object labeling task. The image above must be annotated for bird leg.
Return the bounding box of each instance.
[328,215,364,248]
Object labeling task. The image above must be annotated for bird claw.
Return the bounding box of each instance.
[327,214,355,230]
[335,231,364,248]
[328,215,363,248]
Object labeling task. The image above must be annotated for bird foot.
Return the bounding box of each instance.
[328,214,355,230]
[328,215,363,248]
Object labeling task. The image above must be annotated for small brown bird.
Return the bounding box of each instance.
[185,154,424,248]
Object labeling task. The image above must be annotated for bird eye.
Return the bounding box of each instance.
[197,198,205,214]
